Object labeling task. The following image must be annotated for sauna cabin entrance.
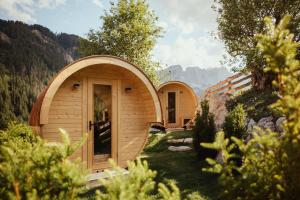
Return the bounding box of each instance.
[158,81,198,129]
[89,79,116,169]
[29,56,162,171]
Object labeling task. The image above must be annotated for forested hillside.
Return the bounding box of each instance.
[0,20,80,128]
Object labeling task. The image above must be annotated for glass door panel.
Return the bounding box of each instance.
[93,84,112,163]
[168,92,176,123]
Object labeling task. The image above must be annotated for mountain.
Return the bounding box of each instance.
[0,19,231,128]
[159,65,232,95]
[0,19,81,128]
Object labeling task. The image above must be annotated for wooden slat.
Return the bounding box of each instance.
[227,81,252,94]
[205,73,252,97]
[231,75,252,86]
[206,73,243,92]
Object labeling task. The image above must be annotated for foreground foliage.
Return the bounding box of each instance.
[0,123,87,199]
[97,159,184,200]
[202,15,300,200]
[1,124,198,199]
[79,0,163,85]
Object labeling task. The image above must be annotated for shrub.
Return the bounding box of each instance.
[0,124,202,200]
[193,100,217,160]
[223,104,247,140]
[96,159,178,200]
[96,159,204,200]
[225,88,280,121]
[0,122,38,145]
[222,104,247,168]
[0,124,87,199]
[201,15,300,200]
[202,129,282,199]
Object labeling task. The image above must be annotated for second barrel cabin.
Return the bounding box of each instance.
[158,81,198,128]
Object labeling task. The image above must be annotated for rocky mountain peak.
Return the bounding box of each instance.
[158,65,232,95]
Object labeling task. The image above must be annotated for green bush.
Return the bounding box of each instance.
[201,15,300,200]
[225,88,280,121]
[193,100,217,160]
[0,124,88,199]
[96,159,178,200]
[223,104,247,140]
[96,159,204,200]
[0,122,38,145]
[0,123,200,200]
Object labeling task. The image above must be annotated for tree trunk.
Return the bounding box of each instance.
[251,70,275,90]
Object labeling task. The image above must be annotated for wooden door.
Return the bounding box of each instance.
[87,78,118,171]
[166,91,178,128]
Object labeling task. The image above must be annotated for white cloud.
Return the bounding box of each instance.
[157,20,168,30]
[0,0,66,23]
[151,0,217,34]
[38,0,66,9]
[92,0,103,8]
[154,34,227,69]
[151,0,226,69]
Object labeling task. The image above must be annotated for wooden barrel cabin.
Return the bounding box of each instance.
[29,55,162,172]
[158,81,198,128]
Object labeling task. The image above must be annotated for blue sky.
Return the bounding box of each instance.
[0,0,228,69]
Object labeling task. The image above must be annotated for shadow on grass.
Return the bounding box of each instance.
[144,130,193,153]
[142,130,221,200]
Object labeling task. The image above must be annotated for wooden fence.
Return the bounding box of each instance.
[204,73,252,98]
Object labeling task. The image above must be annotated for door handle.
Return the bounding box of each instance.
[89,121,95,131]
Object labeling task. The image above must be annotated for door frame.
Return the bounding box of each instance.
[87,78,118,171]
[165,90,179,128]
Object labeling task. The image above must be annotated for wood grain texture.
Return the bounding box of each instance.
[205,73,252,97]
[35,59,161,171]
[38,56,162,125]
[158,81,198,128]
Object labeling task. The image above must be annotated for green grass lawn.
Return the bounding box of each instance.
[141,130,221,200]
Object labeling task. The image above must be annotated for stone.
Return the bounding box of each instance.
[168,146,192,152]
[215,151,224,164]
[258,116,273,124]
[183,138,193,144]
[244,119,257,142]
[258,116,275,131]
[167,139,184,144]
[247,118,257,133]
[276,117,286,133]
[262,121,275,131]
[149,128,162,134]
[245,134,252,143]
[167,138,193,144]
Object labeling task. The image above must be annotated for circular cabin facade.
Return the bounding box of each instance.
[29,55,162,171]
[158,81,198,128]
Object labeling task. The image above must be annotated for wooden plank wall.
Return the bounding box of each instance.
[204,73,252,98]
[42,77,83,160]
[158,84,197,128]
[41,64,156,168]
[118,73,155,167]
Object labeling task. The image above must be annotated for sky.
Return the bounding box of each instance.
[0,0,228,70]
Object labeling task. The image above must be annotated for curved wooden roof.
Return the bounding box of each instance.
[157,81,199,107]
[29,55,162,126]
